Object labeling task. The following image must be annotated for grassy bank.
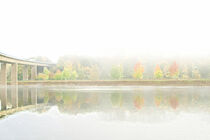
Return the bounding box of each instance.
[15,79,210,86]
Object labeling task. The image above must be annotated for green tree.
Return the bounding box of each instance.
[37,67,50,80]
[70,70,78,80]
[44,67,50,75]
[110,65,123,80]
[54,70,63,80]
[62,67,71,80]
[61,65,78,80]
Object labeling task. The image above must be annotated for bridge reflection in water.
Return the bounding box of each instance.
[1,86,210,120]
[0,85,41,117]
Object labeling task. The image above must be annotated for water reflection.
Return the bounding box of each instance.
[0,85,41,118]
[0,86,7,110]
[1,86,210,140]
[1,86,210,119]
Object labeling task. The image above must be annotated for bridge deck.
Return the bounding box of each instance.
[0,52,54,67]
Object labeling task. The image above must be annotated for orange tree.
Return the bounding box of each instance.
[154,64,163,79]
[133,62,144,79]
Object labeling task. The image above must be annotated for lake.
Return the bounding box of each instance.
[0,85,210,140]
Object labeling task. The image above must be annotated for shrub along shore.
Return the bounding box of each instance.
[14,79,210,86]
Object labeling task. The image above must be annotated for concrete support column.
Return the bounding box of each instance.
[31,65,37,80]
[0,63,7,85]
[11,63,18,85]
[23,65,28,81]
[48,66,53,80]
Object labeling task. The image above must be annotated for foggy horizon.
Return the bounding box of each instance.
[1,0,210,62]
[1,48,210,63]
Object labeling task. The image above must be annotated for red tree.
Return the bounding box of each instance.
[169,61,179,77]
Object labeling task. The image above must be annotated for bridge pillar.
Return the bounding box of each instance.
[11,63,18,85]
[0,63,7,110]
[31,65,37,80]
[23,65,28,81]
[0,63,7,85]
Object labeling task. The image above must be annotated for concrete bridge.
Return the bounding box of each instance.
[0,52,54,85]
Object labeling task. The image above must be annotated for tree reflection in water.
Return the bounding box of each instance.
[1,86,210,119]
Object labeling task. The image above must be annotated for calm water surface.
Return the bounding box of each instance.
[0,86,210,140]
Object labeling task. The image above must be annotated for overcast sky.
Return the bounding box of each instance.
[0,0,210,62]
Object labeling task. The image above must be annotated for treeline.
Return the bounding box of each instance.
[35,55,210,80]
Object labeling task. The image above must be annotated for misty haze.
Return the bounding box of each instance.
[1,0,210,140]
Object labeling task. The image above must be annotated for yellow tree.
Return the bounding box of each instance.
[154,64,163,79]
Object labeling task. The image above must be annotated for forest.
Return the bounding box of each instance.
[10,55,210,81]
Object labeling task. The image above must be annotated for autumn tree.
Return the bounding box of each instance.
[133,62,144,79]
[154,64,163,79]
[54,70,63,80]
[169,61,179,78]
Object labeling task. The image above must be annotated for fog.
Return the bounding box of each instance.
[1,0,210,62]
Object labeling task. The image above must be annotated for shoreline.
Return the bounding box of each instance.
[13,80,210,86]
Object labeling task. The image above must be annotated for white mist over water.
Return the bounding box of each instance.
[0,107,210,140]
